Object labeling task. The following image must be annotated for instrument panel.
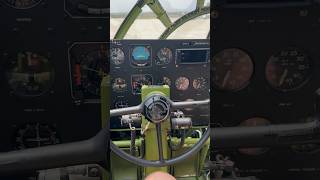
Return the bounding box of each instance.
[110,40,210,129]
[212,4,320,180]
[0,0,108,154]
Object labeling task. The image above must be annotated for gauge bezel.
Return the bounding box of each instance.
[175,76,190,91]
[192,77,207,90]
[264,47,313,93]
[4,51,55,98]
[129,45,152,68]
[68,42,108,102]
[238,117,271,156]
[110,47,125,66]
[155,47,173,66]
[112,77,128,92]
[131,74,153,95]
[3,0,43,9]
[212,47,255,92]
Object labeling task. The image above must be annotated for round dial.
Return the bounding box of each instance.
[158,77,171,86]
[175,77,190,91]
[77,48,108,96]
[265,48,311,92]
[193,77,207,90]
[112,77,127,92]
[111,47,125,65]
[212,48,253,91]
[131,46,151,67]
[156,47,172,65]
[238,117,270,156]
[5,51,55,98]
[131,74,153,95]
[4,0,42,9]
[15,123,60,150]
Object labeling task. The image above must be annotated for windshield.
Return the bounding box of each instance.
[110,0,210,39]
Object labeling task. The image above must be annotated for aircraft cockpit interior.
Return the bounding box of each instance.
[2,0,320,180]
[0,0,211,180]
[109,39,210,179]
[211,1,320,180]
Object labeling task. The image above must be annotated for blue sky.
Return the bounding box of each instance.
[110,0,210,13]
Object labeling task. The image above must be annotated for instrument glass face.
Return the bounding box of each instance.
[212,48,253,91]
[111,47,125,65]
[158,76,171,86]
[238,117,271,156]
[265,48,312,92]
[193,77,207,90]
[3,0,42,9]
[175,76,190,91]
[131,45,152,67]
[5,51,54,98]
[156,47,173,65]
[131,74,153,95]
[112,77,127,92]
[69,43,109,102]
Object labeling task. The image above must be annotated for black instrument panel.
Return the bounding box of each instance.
[110,40,210,129]
[212,4,320,180]
[0,0,108,153]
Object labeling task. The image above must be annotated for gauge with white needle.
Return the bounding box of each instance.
[212,48,253,91]
[266,48,312,92]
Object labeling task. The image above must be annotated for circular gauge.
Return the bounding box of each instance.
[15,123,60,150]
[131,46,151,67]
[78,47,108,96]
[238,117,270,156]
[265,48,311,92]
[193,77,207,90]
[212,48,254,91]
[111,47,125,65]
[158,77,171,86]
[112,78,127,92]
[115,100,129,109]
[5,51,55,98]
[175,77,190,91]
[156,47,172,65]
[131,74,153,95]
[4,0,42,9]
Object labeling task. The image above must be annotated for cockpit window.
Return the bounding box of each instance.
[110,0,210,39]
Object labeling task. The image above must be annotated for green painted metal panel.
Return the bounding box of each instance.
[141,85,171,176]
